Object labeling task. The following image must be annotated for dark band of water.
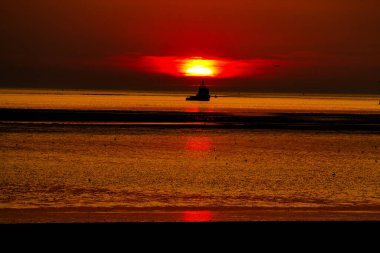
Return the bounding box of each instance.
[1,108,380,131]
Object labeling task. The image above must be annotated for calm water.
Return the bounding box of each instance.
[0,89,379,114]
[1,89,380,211]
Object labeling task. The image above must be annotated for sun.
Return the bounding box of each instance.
[186,65,213,76]
[182,57,216,77]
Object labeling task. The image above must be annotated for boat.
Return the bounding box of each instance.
[186,80,211,101]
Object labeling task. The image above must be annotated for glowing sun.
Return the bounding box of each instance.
[186,65,213,76]
[183,57,217,77]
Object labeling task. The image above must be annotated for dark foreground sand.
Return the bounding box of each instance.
[1,207,380,223]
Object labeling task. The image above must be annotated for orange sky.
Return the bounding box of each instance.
[1,0,379,93]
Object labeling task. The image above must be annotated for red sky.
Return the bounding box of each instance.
[1,0,379,93]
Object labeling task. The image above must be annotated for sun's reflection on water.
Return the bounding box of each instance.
[184,107,214,113]
[182,211,213,222]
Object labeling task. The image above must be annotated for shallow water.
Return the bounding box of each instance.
[1,126,380,209]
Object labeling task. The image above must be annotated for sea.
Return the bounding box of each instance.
[1,89,380,216]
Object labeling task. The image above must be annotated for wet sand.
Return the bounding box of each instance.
[1,108,380,223]
[1,206,380,223]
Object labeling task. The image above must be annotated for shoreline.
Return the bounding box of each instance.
[1,206,380,223]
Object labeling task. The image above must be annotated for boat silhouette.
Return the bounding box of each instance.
[186,80,211,101]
